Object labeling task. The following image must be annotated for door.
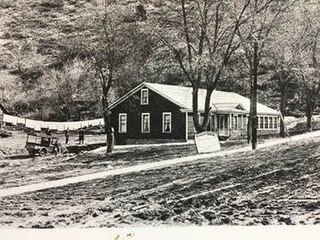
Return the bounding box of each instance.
[219,115,225,130]
[218,115,229,136]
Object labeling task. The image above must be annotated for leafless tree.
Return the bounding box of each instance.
[82,5,140,153]
[236,0,293,149]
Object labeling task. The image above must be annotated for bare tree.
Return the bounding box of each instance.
[296,2,320,131]
[268,31,301,137]
[236,0,292,149]
[146,0,257,133]
[270,0,320,132]
[82,5,140,153]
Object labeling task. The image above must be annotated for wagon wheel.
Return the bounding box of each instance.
[39,148,47,157]
[61,147,69,156]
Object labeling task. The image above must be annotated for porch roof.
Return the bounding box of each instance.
[211,103,248,114]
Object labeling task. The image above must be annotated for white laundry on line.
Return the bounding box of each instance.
[2,114,105,130]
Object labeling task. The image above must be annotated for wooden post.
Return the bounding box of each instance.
[251,40,258,150]
[185,112,188,141]
[229,114,232,136]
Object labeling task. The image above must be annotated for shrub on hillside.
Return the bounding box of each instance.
[0,0,15,8]
[40,0,64,8]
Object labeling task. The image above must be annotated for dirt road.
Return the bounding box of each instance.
[0,132,319,227]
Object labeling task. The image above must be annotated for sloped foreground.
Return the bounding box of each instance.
[0,135,319,227]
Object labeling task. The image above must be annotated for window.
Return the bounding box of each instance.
[163,112,172,133]
[259,116,264,129]
[269,117,273,129]
[274,117,278,129]
[243,115,247,128]
[264,116,269,129]
[118,113,127,133]
[234,115,238,131]
[258,116,279,130]
[141,113,150,133]
[141,89,149,105]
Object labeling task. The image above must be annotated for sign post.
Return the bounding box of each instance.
[194,131,220,154]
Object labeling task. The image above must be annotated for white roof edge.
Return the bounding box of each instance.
[110,82,186,110]
[257,112,280,116]
[109,83,145,109]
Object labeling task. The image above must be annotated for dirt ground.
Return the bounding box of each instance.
[0,144,197,189]
[0,130,106,155]
[0,133,319,228]
[0,130,251,190]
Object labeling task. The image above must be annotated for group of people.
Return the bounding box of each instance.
[64,128,85,145]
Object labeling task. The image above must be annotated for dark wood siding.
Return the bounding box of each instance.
[110,87,186,144]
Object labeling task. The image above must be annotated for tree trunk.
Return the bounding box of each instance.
[192,87,203,133]
[306,100,314,132]
[247,87,252,144]
[306,114,312,132]
[279,89,286,137]
[102,96,114,153]
[201,88,214,131]
[251,41,258,150]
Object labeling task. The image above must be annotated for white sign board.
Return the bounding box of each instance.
[194,131,220,154]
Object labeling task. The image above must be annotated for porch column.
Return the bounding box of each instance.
[229,114,232,135]
[217,114,219,135]
[241,115,244,135]
[185,112,188,141]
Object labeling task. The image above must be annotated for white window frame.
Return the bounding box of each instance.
[162,112,172,133]
[269,116,273,129]
[259,116,264,130]
[141,113,150,133]
[264,116,269,129]
[118,113,127,133]
[258,115,280,130]
[274,116,278,129]
[141,89,149,105]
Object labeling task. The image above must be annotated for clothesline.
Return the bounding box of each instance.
[3,114,104,131]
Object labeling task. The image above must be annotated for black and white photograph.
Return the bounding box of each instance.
[0,0,319,239]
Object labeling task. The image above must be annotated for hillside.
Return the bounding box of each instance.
[0,0,99,118]
[0,0,165,120]
[0,0,316,121]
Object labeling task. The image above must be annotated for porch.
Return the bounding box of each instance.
[187,113,248,140]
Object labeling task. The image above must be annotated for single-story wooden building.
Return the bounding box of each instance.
[110,82,280,144]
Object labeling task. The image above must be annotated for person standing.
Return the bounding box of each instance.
[46,128,51,136]
[65,128,70,144]
[79,128,84,144]
[53,139,62,154]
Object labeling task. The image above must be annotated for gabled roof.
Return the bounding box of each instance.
[213,103,248,114]
[110,82,279,115]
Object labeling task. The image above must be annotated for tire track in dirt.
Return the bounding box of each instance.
[0,133,319,227]
[0,144,197,190]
